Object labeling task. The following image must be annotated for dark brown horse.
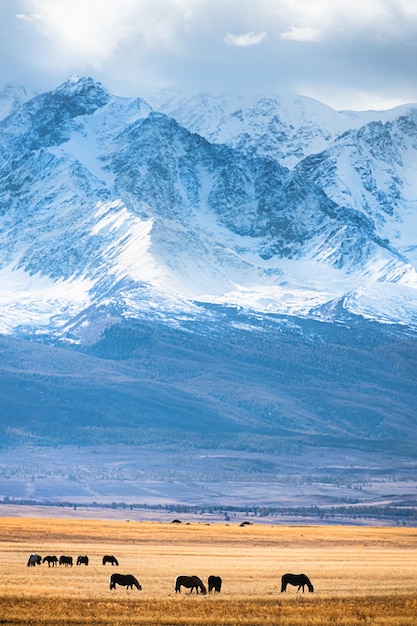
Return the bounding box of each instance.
[76,555,89,566]
[59,555,73,567]
[103,555,119,566]
[42,555,58,567]
[281,573,314,593]
[175,575,207,594]
[208,575,222,593]
[109,573,142,590]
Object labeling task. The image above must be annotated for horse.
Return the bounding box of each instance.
[76,555,89,566]
[103,555,119,566]
[59,555,73,567]
[43,555,58,567]
[175,575,207,594]
[109,573,142,590]
[27,553,41,567]
[208,575,222,593]
[281,573,314,593]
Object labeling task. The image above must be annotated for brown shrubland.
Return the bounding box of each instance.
[0,517,416,624]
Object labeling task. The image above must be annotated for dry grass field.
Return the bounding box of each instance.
[0,517,416,625]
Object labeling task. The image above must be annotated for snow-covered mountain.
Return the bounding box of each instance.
[0,83,31,121]
[2,77,417,504]
[1,76,417,340]
[141,89,416,168]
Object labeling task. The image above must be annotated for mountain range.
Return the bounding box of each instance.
[0,76,416,512]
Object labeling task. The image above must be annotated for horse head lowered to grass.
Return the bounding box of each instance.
[281,573,314,593]
[109,573,142,590]
[175,575,207,594]
[103,555,119,566]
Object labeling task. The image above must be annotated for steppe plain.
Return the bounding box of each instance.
[1,516,417,625]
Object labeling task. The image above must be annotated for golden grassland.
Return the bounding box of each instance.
[0,517,417,624]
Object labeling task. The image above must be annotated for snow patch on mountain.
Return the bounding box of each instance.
[0,77,417,338]
[0,83,31,121]
[141,90,417,169]
[0,265,92,335]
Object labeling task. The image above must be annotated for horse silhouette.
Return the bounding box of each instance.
[103,555,119,566]
[281,573,314,593]
[109,573,142,590]
[43,555,58,567]
[76,555,89,566]
[175,575,207,594]
[59,555,73,567]
[208,575,222,593]
[27,553,41,567]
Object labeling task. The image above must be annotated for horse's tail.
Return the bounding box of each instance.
[109,575,115,590]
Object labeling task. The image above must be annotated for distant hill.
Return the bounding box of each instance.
[1,311,416,455]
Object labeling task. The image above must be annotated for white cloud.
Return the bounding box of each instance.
[15,0,199,67]
[224,31,267,47]
[280,26,321,43]
[2,0,417,109]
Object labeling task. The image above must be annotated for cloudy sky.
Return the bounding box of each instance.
[1,0,417,110]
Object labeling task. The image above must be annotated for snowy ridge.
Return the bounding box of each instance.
[0,77,417,339]
[141,90,417,169]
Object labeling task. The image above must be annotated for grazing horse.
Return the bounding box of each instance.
[281,573,314,593]
[208,575,222,593]
[109,573,142,590]
[43,555,58,567]
[76,555,89,566]
[175,575,207,594]
[27,553,41,567]
[59,555,73,567]
[103,555,119,566]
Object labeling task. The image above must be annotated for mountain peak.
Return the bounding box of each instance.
[51,75,110,111]
[0,78,417,337]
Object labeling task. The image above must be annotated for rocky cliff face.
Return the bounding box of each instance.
[0,76,417,339]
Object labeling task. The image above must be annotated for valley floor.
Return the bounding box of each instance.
[0,519,416,625]
[0,444,416,525]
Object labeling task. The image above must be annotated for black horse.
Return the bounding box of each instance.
[281,573,314,593]
[43,555,58,567]
[27,553,41,567]
[59,555,73,567]
[208,575,222,593]
[109,573,142,590]
[175,575,207,594]
[76,555,89,566]
[103,555,119,566]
